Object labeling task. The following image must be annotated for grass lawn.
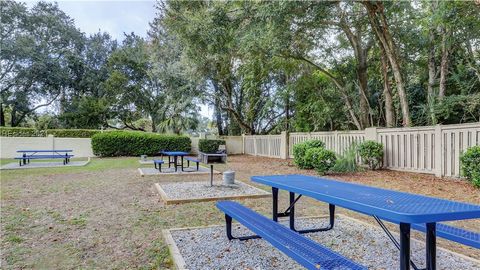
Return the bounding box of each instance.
[1,155,479,269]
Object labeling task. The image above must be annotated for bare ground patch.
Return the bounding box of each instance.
[1,155,479,269]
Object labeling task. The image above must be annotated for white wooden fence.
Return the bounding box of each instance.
[238,122,480,178]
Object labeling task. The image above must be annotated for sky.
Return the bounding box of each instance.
[23,0,213,118]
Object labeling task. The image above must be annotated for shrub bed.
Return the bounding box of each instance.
[92,131,191,157]
[460,145,480,188]
[198,139,226,153]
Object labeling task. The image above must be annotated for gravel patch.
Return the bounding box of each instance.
[139,166,220,176]
[169,216,479,270]
[158,180,269,200]
[1,159,90,170]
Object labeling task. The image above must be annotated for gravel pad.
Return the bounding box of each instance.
[1,160,89,170]
[139,166,218,175]
[169,217,479,270]
[159,180,269,200]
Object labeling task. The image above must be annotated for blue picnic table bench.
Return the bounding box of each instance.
[217,174,480,270]
[159,151,189,172]
[15,150,74,166]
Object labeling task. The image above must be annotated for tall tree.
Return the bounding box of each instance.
[363,1,412,126]
[0,1,83,126]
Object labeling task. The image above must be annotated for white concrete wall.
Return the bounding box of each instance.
[0,135,240,159]
[0,135,94,158]
[222,136,243,154]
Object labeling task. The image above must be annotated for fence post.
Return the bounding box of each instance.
[241,134,245,155]
[253,136,258,156]
[48,134,55,151]
[280,131,288,159]
[334,131,339,154]
[364,127,378,141]
[434,124,443,177]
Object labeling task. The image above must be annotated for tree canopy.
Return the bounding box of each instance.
[1,0,479,134]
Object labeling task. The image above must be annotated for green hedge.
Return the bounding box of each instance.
[0,127,45,137]
[46,129,102,138]
[198,139,226,153]
[92,131,191,157]
[0,127,101,138]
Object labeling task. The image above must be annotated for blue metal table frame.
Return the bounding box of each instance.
[251,174,480,270]
[159,151,189,172]
[17,150,73,165]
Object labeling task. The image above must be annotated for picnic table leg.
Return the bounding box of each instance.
[181,156,184,171]
[287,192,335,233]
[289,192,295,230]
[224,214,261,241]
[399,223,411,270]
[426,223,436,270]
[168,156,171,168]
[23,153,27,165]
[174,156,178,172]
[196,161,199,171]
[272,187,279,222]
[210,165,214,186]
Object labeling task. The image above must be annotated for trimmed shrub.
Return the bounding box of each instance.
[357,140,384,170]
[304,140,325,149]
[198,139,226,153]
[460,145,480,188]
[293,139,325,169]
[0,127,45,137]
[0,127,102,138]
[304,147,337,175]
[92,131,191,157]
[46,129,102,138]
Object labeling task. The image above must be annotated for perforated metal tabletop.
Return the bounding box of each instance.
[160,151,189,156]
[251,174,480,224]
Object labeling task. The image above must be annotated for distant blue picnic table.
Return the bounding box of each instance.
[16,150,74,166]
[159,151,189,172]
[249,174,480,270]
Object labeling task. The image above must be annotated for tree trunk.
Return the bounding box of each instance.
[439,27,450,100]
[0,103,5,127]
[380,48,395,127]
[338,17,372,129]
[151,118,157,133]
[212,81,224,135]
[10,108,17,127]
[364,1,411,126]
[427,0,438,98]
[357,59,370,129]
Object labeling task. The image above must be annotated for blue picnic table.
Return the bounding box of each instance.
[249,174,480,270]
[16,150,74,166]
[159,151,189,172]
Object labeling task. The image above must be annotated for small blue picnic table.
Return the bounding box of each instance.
[159,151,189,172]
[251,174,480,270]
[16,150,74,166]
